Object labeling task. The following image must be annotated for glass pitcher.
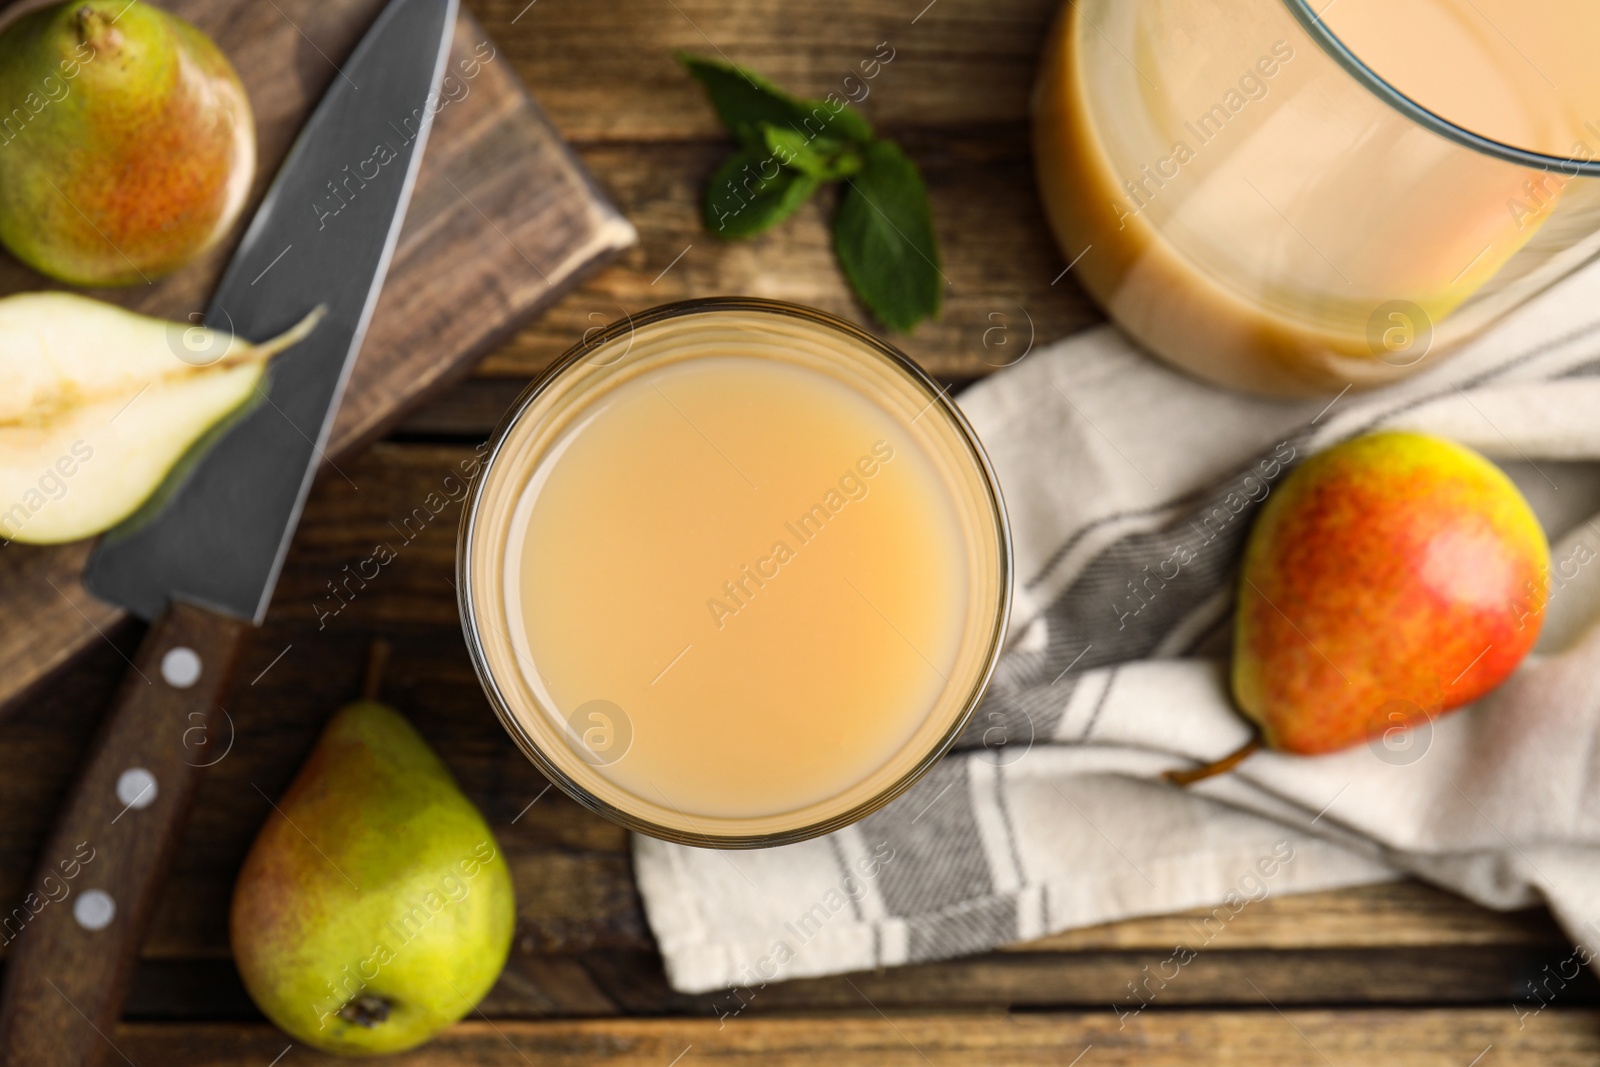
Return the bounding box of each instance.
[1034,0,1600,396]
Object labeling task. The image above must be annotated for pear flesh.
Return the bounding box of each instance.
[231,700,516,1055]
[0,293,321,544]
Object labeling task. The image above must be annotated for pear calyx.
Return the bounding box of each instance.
[337,994,393,1029]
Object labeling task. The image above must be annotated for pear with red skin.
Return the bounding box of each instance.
[1231,431,1548,756]
[0,1,255,286]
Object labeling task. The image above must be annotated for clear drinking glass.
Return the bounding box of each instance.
[458,299,1012,848]
[1034,0,1600,396]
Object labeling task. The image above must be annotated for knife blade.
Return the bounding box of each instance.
[0,1,457,1062]
[86,0,456,621]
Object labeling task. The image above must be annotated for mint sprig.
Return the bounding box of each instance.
[704,148,820,238]
[680,54,942,333]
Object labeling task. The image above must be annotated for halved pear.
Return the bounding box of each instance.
[0,293,322,544]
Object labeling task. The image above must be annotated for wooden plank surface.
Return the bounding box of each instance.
[0,0,633,717]
[358,0,1109,388]
[1019,881,1565,951]
[108,1012,1600,1065]
[0,0,1590,1060]
[473,0,1058,142]
[473,133,1099,384]
[2,446,1588,1036]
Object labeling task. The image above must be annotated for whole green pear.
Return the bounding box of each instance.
[231,700,515,1055]
[0,1,255,285]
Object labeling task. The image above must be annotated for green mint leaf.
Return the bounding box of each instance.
[803,98,873,146]
[763,125,834,175]
[833,140,943,332]
[678,53,873,151]
[678,53,806,149]
[762,125,863,181]
[764,129,864,180]
[704,148,820,239]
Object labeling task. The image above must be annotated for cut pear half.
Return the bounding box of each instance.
[0,293,324,545]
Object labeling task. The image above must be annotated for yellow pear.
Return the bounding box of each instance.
[231,659,516,1055]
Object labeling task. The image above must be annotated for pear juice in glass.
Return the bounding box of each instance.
[459,300,1011,847]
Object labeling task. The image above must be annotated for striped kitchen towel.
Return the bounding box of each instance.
[634,256,1600,996]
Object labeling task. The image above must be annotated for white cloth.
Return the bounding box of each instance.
[634,261,1600,996]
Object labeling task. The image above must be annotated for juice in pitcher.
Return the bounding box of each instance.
[1035,0,1600,395]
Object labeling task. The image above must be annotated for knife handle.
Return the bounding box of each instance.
[0,602,249,1067]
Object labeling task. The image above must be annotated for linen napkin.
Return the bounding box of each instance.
[634,258,1600,997]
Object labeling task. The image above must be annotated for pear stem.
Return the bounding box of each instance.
[1163,737,1264,788]
[362,639,391,702]
[75,5,122,54]
[253,304,328,361]
[202,305,327,372]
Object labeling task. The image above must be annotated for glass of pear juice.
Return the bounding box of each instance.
[458,299,1012,848]
[1035,0,1600,396]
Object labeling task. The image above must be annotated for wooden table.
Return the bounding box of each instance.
[4,0,1598,1062]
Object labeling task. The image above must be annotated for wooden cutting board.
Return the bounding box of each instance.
[0,0,634,714]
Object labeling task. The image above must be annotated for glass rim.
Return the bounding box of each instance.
[455,297,1015,849]
[1282,0,1600,177]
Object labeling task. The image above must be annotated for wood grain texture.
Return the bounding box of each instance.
[0,0,633,718]
[108,1011,1600,1065]
[447,0,1106,390]
[469,0,1061,143]
[0,603,249,1067]
[573,946,1596,1019]
[1016,881,1566,951]
[98,939,1599,1019]
[170,445,1600,969]
[0,0,1583,1055]
[0,445,1577,1022]
[473,132,1100,386]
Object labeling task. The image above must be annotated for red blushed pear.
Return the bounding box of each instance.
[0,1,255,286]
[1170,431,1548,783]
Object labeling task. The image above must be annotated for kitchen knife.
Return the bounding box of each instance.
[0,0,457,1062]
